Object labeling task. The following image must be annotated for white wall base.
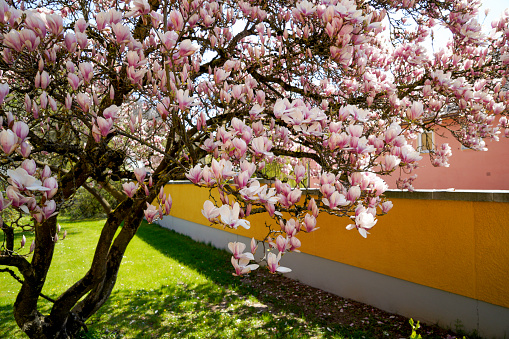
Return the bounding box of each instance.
[157,216,509,339]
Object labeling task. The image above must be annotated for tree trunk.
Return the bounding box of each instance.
[13,217,57,338]
[11,197,147,338]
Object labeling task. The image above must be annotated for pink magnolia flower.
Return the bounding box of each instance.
[163,194,172,214]
[239,180,262,201]
[0,83,9,104]
[126,0,151,17]
[20,29,40,52]
[202,200,220,222]
[6,186,28,211]
[65,93,72,110]
[346,186,361,203]
[302,213,319,232]
[42,200,57,220]
[407,101,424,120]
[200,166,216,187]
[4,30,23,52]
[266,252,291,274]
[322,191,348,209]
[176,89,194,111]
[185,164,203,184]
[74,18,88,33]
[122,182,139,198]
[210,159,235,182]
[273,235,288,253]
[79,62,93,83]
[307,198,319,217]
[240,160,257,177]
[400,145,422,164]
[257,185,279,205]
[231,256,258,276]
[0,129,18,155]
[41,165,52,179]
[7,168,49,192]
[219,202,250,229]
[346,210,378,238]
[295,0,316,16]
[96,11,110,30]
[0,191,12,211]
[43,177,58,199]
[21,159,36,175]
[169,10,184,31]
[232,138,247,159]
[282,218,299,236]
[12,121,29,141]
[64,32,77,52]
[20,141,31,158]
[96,117,114,137]
[144,203,159,223]
[149,11,163,27]
[112,23,132,44]
[288,236,301,252]
[160,31,178,50]
[178,39,199,57]
[77,92,90,112]
[250,237,258,254]
[380,201,393,213]
[134,167,147,183]
[383,155,401,171]
[103,105,119,120]
[46,14,64,35]
[40,91,48,109]
[287,188,302,205]
[234,170,250,189]
[68,73,80,91]
[251,136,273,157]
[294,164,306,184]
[127,66,146,85]
[228,241,254,260]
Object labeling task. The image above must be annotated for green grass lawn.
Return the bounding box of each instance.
[0,219,341,338]
[1,219,448,339]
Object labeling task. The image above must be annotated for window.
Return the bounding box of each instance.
[418,131,433,153]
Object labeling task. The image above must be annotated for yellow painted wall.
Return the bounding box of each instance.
[162,183,509,309]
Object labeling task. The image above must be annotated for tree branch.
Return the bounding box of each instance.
[82,182,112,214]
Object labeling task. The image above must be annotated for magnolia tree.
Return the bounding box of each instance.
[0,0,508,337]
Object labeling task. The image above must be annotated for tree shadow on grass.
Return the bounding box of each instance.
[128,222,469,339]
[86,222,336,339]
[85,281,340,339]
[133,222,238,287]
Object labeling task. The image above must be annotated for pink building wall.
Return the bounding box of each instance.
[384,127,509,190]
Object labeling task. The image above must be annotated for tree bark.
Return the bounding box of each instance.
[13,217,57,339]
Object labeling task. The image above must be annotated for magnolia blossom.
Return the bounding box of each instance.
[302,213,318,232]
[0,129,17,155]
[0,191,12,211]
[322,191,348,209]
[134,167,147,183]
[228,241,254,260]
[122,182,139,198]
[201,200,220,222]
[346,210,378,238]
[266,252,291,274]
[218,202,250,229]
[144,203,159,223]
[7,168,49,191]
[231,256,259,276]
